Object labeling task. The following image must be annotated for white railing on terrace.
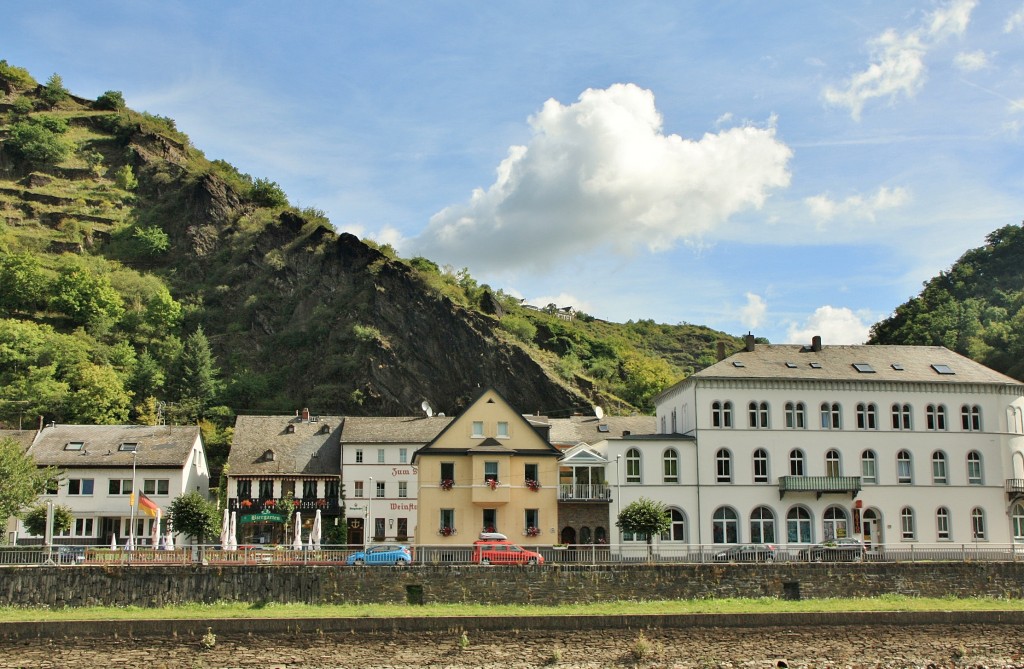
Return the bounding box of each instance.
[3,542,1024,566]
[558,483,611,501]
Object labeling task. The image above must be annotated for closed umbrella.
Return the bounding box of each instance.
[292,511,302,550]
[309,508,322,551]
[125,535,134,551]
[227,511,238,551]
[164,521,175,551]
[219,508,230,548]
[111,534,117,550]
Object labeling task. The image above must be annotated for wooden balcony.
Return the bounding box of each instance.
[228,497,341,514]
[558,483,612,502]
[778,476,861,500]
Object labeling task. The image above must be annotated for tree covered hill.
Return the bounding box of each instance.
[869,222,1024,381]
[0,60,742,448]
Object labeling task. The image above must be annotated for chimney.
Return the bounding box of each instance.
[812,335,822,352]
[744,333,756,352]
[301,407,310,422]
[716,341,726,361]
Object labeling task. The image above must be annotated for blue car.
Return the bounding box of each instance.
[346,544,412,566]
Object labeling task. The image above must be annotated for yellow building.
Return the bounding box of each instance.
[413,389,561,545]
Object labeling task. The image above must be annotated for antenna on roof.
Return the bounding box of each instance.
[421,400,434,418]
[593,406,604,420]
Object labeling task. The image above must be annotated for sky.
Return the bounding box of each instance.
[4,1,1023,345]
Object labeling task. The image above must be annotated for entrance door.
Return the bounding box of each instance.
[862,509,881,550]
[347,518,364,546]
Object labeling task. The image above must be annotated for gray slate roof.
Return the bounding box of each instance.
[689,344,1022,386]
[548,415,657,446]
[0,429,37,453]
[339,416,453,443]
[228,415,343,477]
[28,424,201,468]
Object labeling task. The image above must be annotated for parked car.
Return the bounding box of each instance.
[713,544,778,562]
[346,544,412,566]
[798,539,865,562]
[472,535,544,565]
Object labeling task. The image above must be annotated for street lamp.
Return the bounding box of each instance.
[615,455,621,544]
[366,476,373,550]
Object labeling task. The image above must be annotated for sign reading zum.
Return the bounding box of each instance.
[240,510,287,524]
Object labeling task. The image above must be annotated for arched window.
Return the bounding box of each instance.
[931,451,947,484]
[899,507,916,540]
[897,450,913,484]
[861,449,877,484]
[712,506,739,543]
[967,451,983,485]
[662,449,679,483]
[825,449,841,477]
[595,526,608,544]
[961,405,982,431]
[580,526,592,544]
[820,402,841,429]
[971,507,986,540]
[716,449,733,483]
[786,506,812,543]
[625,448,641,484]
[785,402,806,429]
[661,508,687,542]
[670,409,677,433]
[926,404,947,431]
[892,403,912,430]
[712,401,733,428]
[749,506,776,543]
[748,401,769,428]
[856,403,877,430]
[936,507,951,540]
[789,449,805,476]
[822,506,848,540]
[1012,503,1024,542]
[752,448,769,483]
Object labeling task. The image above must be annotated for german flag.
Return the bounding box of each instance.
[137,492,160,518]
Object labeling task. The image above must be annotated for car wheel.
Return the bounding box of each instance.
[764,555,775,563]
[480,557,491,565]
[527,557,538,565]
[396,558,408,566]
[353,558,365,566]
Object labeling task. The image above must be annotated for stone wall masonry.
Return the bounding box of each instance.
[2,562,1024,609]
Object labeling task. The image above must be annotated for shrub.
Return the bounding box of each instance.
[6,120,69,166]
[94,90,125,111]
[114,165,138,191]
[0,60,36,89]
[249,178,288,207]
[9,96,34,118]
[131,225,170,256]
[39,73,69,107]
[500,314,537,344]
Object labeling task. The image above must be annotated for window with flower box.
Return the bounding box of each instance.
[524,509,539,536]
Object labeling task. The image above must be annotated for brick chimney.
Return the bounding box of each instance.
[716,341,726,361]
[812,335,822,352]
[301,407,310,422]
[744,333,756,352]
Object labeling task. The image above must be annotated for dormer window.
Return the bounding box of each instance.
[64,442,84,451]
[262,449,275,462]
[285,425,295,434]
[118,442,138,452]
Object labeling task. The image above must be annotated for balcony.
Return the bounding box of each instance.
[471,482,510,505]
[1006,479,1024,500]
[558,483,612,502]
[778,476,861,500]
[228,497,341,514]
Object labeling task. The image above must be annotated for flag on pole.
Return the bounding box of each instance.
[138,492,160,518]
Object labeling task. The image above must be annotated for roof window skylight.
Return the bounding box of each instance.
[732,361,745,367]
[931,364,955,375]
[891,363,904,371]
[809,362,822,369]
[64,442,84,451]
[118,442,137,452]
[852,363,875,373]
[597,424,609,433]
[785,362,797,368]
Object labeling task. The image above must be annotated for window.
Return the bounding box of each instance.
[497,421,509,438]
[377,448,385,463]
[625,448,641,484]
[324,480,339,499]
[440,462,455,484]
[662,509,686,541]
[118,442,138,452]
[355,449,363,463]
[236,480,252,499]
[932,364,955,375]
[397,517,408,539]
[820,451,841,479]
[856,403,877,430]
[937,507,951,540]
[787,507,812,543]
[896,450,913,484]
[1012,503,1024,541]
[671,410,677,433]
[715,449,732,483]
[63,517,94,538]
[971,507,986,540]
[375,481,385,498]
[900,507,916,540]
[820,402,841,429]
[712,507,738,543]
[748,401,769,428]
[108,479,132,495]
[823,506,849,540]
[711,401,733,428]
[852,363,875,373]
[472,421,484,437]
[891,403,912,430]
[484,461,498,483]
[354,481,364,498]
[861,450,877,484]
[524,508,539,533]
[789,449,805,476]
[752,449,769,483]
[67,479,94,495]
[398,481,408,498]
[258,479,274,498]
[440,509,455,533]
[524,463,538,483]
[482,508,497,532]
[785,402,806,429]
[663,449,679,483]
[399,448,408,464]
[302,480,317,499]
[749,506,776,543]
[374,518,385,540]
[926,404,947,431]
[143,479,169,496]
[961,405,982,431]
[64,441,84,451]
[931,452,947,484]
[967,451,983,485]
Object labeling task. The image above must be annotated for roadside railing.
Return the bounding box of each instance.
[2,542,1023,566]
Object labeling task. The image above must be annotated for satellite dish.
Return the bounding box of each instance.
[594,406,604,420]
[421,400,434,417]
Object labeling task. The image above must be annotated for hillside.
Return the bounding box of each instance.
[869,222,1024,381]
[0,61,742,443]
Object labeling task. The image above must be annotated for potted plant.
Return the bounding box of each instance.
[240,499,252,509]
[439,526,455,537]
[440,479,454,491]
[525,526,540,537]
[525,479,541,491]
[487,478,499,490]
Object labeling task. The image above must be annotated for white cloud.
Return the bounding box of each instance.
[1005,4,1024,33]
[740,293,767,329]
[411,84,792,272]
[785,306,874,345]
[953,50,989,72]
[823,0,977,120]
[804,186,911,223]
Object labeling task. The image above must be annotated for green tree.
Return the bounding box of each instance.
[114,165,138,191]
[94,90,125,111]
[249,178,288,207]
[39,73,69,107]
[177,326,220,419]
[616,497,671,557]
[0,252,48,314]
[6,120,69,166]
[129,349,166,401]
[66,363,131,424]
[0,438,61,530]
[22,503,73,537]
[168,491,220,545]
[50,266,125,328]
[131,225,171,257]
[0,60,37,89]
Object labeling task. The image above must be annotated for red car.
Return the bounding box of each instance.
[472,536,544,565]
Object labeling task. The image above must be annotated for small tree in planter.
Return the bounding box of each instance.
[616,497,671,560]
[169,491,219,545]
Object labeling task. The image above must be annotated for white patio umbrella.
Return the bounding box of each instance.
[309,508,322,551]
[219,508,230,548]
[152,509,162,547]
[227,511,238,551]
[125,535,134,551]
[292,511,302,550]
[110,534,117,550]
[164,521,175,551]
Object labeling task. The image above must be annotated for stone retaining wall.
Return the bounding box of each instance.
[2,562,1023,608]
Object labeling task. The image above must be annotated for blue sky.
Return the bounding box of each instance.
[4,1,1023,344]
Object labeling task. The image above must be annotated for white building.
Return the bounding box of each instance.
[653,336,1024,549]
[21,424,209,545]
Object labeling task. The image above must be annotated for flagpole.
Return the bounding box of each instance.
[129,449,137,550]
